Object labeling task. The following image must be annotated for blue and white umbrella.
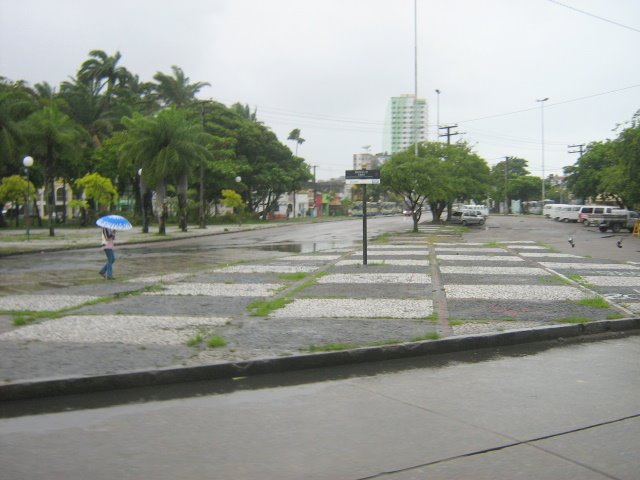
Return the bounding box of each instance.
[96,214,132,231]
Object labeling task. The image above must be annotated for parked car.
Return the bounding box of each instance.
[579,205,623,226]
[451,211,485,226]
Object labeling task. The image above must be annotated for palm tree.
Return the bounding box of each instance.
[77,50,131,108]
[287,128,305,155]
[21,105,85,236]
[152,66,210,108]
[120,108,213,233]
[0,81,37,177]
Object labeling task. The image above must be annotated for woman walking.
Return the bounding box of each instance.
[99,228,116,280]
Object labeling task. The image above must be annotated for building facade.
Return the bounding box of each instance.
[383,94,429,154]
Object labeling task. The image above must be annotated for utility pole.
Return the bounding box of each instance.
[312,165,318,217]
[568,144,586,157]
[438,125,460,145]
[504,156,509,215]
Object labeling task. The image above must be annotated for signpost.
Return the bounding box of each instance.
[345,170,380,265]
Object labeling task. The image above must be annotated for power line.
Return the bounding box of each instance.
[547,0,640,34]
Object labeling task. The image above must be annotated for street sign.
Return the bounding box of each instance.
[345,169,380,185]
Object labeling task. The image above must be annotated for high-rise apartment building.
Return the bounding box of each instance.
[383,94,429,154]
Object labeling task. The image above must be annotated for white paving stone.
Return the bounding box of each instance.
[0,315,228,345]
[444,284,590,301]
[437,255,524,262]
[582,276,640,287]
[435,247,506,253]
[520,253,583,258]
[318,273,431,284]
[368,245,428,249]
[278,255,343,261]
[270,298,433,319]
[352,250,428,256]
[216,264,318,273]
[504,245,547,250]
[439,266,550,276]
[145,283,283,296]
[540,262,640,270]
[335,259,430,266]
[0,295,99,312]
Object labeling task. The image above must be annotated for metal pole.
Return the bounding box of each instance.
[413,0,418,155]
[25,167,30,241]
[362,184,367,265]
[536,98,549,204]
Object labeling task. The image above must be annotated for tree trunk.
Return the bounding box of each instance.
[178,173,188,232]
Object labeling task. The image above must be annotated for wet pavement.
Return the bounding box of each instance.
[1,334,638,479]
[0,216,639,389]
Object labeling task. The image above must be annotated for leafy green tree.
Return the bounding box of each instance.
[508,175,541,202]
[490,157,530,213]
[120,108,213,233]
[381,145,448,232]
[564,141,620,205]
[21,105,86,236]
[614,111,640,206]
[443,142,491,218]
[0,174,34,226]
[75,172,118,225]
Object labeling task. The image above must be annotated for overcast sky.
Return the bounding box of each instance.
[1,0,639,181]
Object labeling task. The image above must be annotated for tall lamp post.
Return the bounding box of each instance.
[536,97,549,205]
[23,156,34,241]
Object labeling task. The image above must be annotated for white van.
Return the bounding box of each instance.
[558,205,582,222]
[543,204,567,220]
[578,205,623,225]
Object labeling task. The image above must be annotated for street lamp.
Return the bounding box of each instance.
[22,156,34,241]
[536,97,549,205]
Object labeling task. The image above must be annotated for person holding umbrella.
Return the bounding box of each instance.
[99,227,116,280]
[96,214,132,280]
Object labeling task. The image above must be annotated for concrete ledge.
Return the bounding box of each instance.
[1,318,639,401]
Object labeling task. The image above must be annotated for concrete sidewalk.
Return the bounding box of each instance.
[2,334,639,479]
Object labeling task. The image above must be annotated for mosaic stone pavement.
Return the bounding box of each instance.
[0,240,638,351]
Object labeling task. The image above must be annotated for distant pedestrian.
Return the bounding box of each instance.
[99,228,116,280]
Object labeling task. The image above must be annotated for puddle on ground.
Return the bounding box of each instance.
[256,242,355,253]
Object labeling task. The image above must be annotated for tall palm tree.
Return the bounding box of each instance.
[77,50,130,108]
[21,105,85,236]
[153,66,210,108]
[120,108,213,232]
[287,128,305,155]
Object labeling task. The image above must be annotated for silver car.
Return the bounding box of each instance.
[451,211,485,226]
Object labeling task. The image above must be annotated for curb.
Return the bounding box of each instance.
[2,318,638,401]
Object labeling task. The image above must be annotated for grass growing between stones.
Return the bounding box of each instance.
[411,332,441,341]
[558,316,590,324]
[577,296,610,308]
[278,272,308,281]
[186,332,227,348]
[248,297,294,316]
